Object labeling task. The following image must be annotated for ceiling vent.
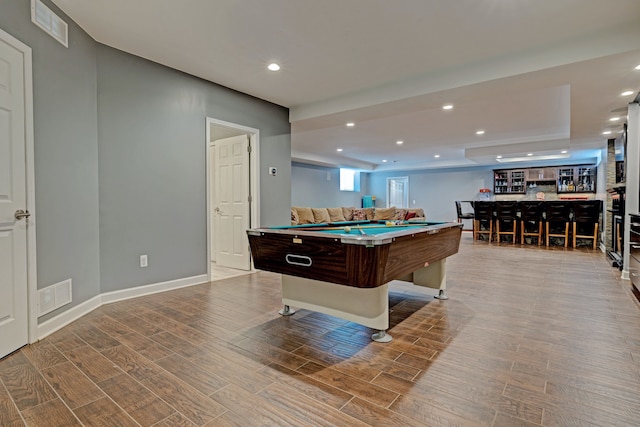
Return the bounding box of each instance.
[31,0,68,47]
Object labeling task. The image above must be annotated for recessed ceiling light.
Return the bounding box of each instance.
[561,150,568,154]
[346,122,355,127]
[396,140,403,145]
[609,117,620,122]
[382,159,387,163]
[527,153,533,156]
[267,63,280,71]
[496,155,502,159]
[602,130,612,135]
[442,104,453,110]
[434,154,440,158]
[621,90,634,96]
[476,130,485,135]
[336,148,343,152]
[635,64,640,70]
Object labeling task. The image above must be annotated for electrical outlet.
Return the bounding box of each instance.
[140,254,148,267]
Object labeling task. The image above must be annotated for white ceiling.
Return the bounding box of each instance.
[53,0,640,171]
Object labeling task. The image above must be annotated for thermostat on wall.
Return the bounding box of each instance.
[269,167,277,176]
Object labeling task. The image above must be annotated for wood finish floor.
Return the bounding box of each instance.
[2,235,639,426]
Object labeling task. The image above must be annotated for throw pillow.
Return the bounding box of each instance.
[342,206,355,221]
[374,207,396,220]
[327,207,346,222]
[364,208,375,220]
[409,208,425,218]
[294,207,314,224]
[352,208,367,220]
[291,208,299,225]
[405,211,417,220]
[393,209,408,221]
[312,208,331,224]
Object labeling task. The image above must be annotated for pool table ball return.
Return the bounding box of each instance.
[247,220,462,342]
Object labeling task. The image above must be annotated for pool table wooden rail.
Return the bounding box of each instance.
[247,222,462,289]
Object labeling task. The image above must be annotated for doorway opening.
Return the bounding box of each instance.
[206,118,260,282]
[386,176,409,208]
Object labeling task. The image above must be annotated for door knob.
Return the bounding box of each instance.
[15,210,31,220]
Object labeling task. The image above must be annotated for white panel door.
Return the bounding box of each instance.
[214,135,250,270]
[0,34,29,358]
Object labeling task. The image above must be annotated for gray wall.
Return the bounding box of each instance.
[1,0,291,317]
[291,162,494,221]
[368,168,494,222]
[97,45,290,292]
[0,0,101,321]
[291,163,370,208]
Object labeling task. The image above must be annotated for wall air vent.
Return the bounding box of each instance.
[31,0,68,47]
[38,279,73,317]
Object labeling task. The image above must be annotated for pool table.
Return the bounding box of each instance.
[247,220,462,342]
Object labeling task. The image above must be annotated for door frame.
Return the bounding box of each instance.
[0,28,38,344]
[205,117,260,280]
[386,176,409,208]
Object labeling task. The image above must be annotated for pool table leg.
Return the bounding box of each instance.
[278,305,296,316]
[434,289,449,300]
[371,330,393,343]
[280,275,390,342]
[413,258,449,300]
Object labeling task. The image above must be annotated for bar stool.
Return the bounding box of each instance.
[455,201,474,231]
[495,201,518,244]
[473,201,494,242]
[519,201,544,246]
[545,201,571,247]
[572,200,601,249]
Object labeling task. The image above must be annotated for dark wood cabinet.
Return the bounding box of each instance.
[526,167,556,181]
[557,165,596,193]
[616,160,625,183]
[494,169,525,194]
[494,165,596,195]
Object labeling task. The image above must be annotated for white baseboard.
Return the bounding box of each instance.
[36,294,102,340]
[36,274,209,341]
[621,269,630,281]
[101,274,208,304]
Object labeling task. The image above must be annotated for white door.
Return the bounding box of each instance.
[0,33,29,358]
[213,135,251,270]
[387,176,409,208]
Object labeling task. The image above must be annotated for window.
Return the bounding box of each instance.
[340,168,360,191]
[386,177,409,208]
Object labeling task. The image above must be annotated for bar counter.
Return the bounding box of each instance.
[463,199,603,217]
[461,199,603,247]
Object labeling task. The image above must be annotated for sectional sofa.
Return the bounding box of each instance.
[291,206,426,225]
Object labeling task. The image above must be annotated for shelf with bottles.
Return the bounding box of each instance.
[510,170,526,193]
[557,165,596,193]
[493,169,525,194]
[494,170,508,194]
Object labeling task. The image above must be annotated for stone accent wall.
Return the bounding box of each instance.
[605,138,616,250]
